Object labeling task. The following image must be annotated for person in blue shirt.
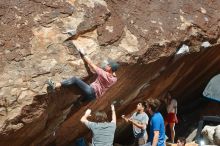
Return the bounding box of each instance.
[146,98,165,146]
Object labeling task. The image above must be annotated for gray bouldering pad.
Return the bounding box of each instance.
[203,74,220,103]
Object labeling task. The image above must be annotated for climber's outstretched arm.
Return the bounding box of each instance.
[77,48,98,72]
[83,55,98,71]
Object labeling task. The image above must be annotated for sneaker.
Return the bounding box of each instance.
[46,79,56,91]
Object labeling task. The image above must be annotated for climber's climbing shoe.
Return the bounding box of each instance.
[46,79,56,92]
[62,29,76,36]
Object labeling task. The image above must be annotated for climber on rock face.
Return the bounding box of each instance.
[46,48,119,102]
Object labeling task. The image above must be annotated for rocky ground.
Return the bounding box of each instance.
[0,0,220,146]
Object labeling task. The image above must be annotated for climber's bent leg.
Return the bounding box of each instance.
[61,77,96,100]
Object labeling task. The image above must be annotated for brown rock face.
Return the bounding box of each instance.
[0,0,220,146]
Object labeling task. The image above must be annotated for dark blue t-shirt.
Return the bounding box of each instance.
[149,112,165,146]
